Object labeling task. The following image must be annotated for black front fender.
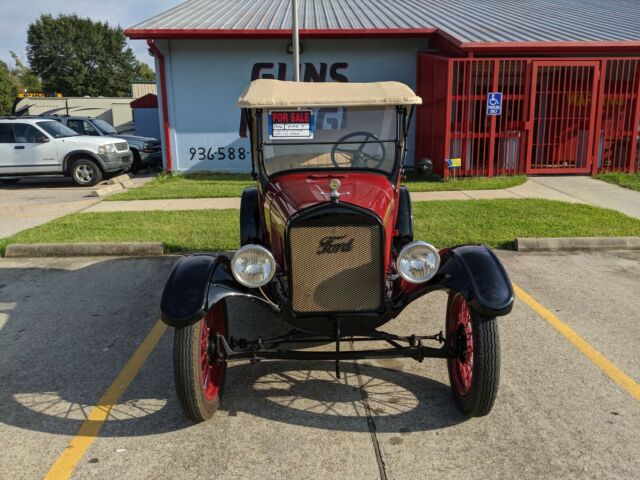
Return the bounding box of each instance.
[398,245,514,317]
[437,245,514,316]
[160,254,273,328]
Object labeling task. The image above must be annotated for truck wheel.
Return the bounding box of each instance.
[446,292,500,417]
[174,301,228,422]
[70,159,103,186]
[130,150,141,174]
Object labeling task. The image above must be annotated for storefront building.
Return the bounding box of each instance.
[126,0,640,176]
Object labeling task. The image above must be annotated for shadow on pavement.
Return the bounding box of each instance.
[0,257,464,438]
[0,177,79,189]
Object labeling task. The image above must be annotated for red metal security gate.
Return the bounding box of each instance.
[416,54,640,176]
[593,59,640,174]
[525,61,600,174]
[445,59,529,177]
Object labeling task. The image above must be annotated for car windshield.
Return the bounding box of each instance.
[36,121,79,138]
[260,106,398,176]
[92,119,118,135]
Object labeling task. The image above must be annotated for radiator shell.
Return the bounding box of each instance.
[287,207,384,315]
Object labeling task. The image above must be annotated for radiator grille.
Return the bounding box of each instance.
[115,142,129,152]
[289,223,383,313]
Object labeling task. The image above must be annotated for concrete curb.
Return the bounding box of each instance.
[89,183,124,197]
[107,174,132,185]
[89,174,135,197]
[515,236,640,252]
[4,242,164,258]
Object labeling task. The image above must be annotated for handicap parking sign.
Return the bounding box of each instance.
[487,92,502,116]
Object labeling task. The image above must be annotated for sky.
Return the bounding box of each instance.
[0,0,178,69]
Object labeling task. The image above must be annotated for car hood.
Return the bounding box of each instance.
[267,171,396,223]
[113,134,159,143]
[59,135,127,147]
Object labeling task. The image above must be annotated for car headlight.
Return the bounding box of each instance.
[231,245,276,288]
[98,144,117,154]
[397,241,440,283]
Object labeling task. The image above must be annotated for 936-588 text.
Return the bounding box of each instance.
[188,147,247,161]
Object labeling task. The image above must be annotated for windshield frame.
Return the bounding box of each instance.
[92,118,118,135]
[254,106,409,186]
[36,120,80,139]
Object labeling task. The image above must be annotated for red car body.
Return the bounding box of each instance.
[159,79,515,422]
[263,171,397,272]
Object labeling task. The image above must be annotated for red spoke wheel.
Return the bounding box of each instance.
[173,300,228,422]
[446,292,500,417]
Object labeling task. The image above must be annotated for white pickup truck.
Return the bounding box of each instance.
[0,117,132,186]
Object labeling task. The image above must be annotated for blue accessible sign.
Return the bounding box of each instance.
[486,92,502,116]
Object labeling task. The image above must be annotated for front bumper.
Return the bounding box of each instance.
[139,149,162,166]
[99,150,133,172]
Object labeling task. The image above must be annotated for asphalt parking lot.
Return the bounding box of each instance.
[0,175,153,238]
[0,177,102,238]
[0,250,638,479]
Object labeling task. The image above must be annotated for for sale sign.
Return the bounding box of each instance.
[269,110,314,139]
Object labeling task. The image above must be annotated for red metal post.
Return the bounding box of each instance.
[558,65,570,169]
[520,60,532,174]
[618,60,630,170]
[592,61,606,174]
[627,60,640,174]
[612,60,623,170]
[487,59,500,177]
[443,58,454,178]
[459,60,472,176]
[147,39,173,172]
[524,62,538,174]
[619,60,633,171]
[585,65,600,173]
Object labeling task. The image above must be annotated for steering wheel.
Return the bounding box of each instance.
[330,131,387,169]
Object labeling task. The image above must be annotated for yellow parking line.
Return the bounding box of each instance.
[43,320,167,480]
[513,282,640,401]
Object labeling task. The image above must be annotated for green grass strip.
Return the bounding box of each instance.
[2,199,639,256]
[404,173,527,192]
[107,173,255,200]
[107,172,527,200]
[413,199,640,249]
[596,172,640,192]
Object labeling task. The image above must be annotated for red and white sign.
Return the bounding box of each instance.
[269,110,314,139]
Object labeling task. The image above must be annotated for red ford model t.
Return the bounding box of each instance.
[160,80,514,422]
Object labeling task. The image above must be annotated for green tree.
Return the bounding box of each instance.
[135,62,156,82]
[0,60,16,115]
[27,14,139,97]
[9,51,42,94]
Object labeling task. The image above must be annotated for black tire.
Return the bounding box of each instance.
[446,291,500,417]
[70,158,103,187]
[174,301,229,422]
[130,150,141,174]
[0,178,20,184]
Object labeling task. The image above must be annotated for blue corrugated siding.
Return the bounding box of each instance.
[161,37,425,173]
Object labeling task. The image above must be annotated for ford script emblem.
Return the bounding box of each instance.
[317,235,354,254]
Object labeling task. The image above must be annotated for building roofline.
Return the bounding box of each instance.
[124,27,437,39]
[126,27,640,55]
[460,40,640,54]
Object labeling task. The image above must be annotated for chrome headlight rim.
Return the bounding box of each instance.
[231,244,277,288]
[98,143,117,154]
[396,241,441,284]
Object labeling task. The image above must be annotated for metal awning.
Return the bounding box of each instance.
[237,80,422,108]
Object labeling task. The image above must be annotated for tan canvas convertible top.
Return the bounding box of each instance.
[237,79,422,108]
